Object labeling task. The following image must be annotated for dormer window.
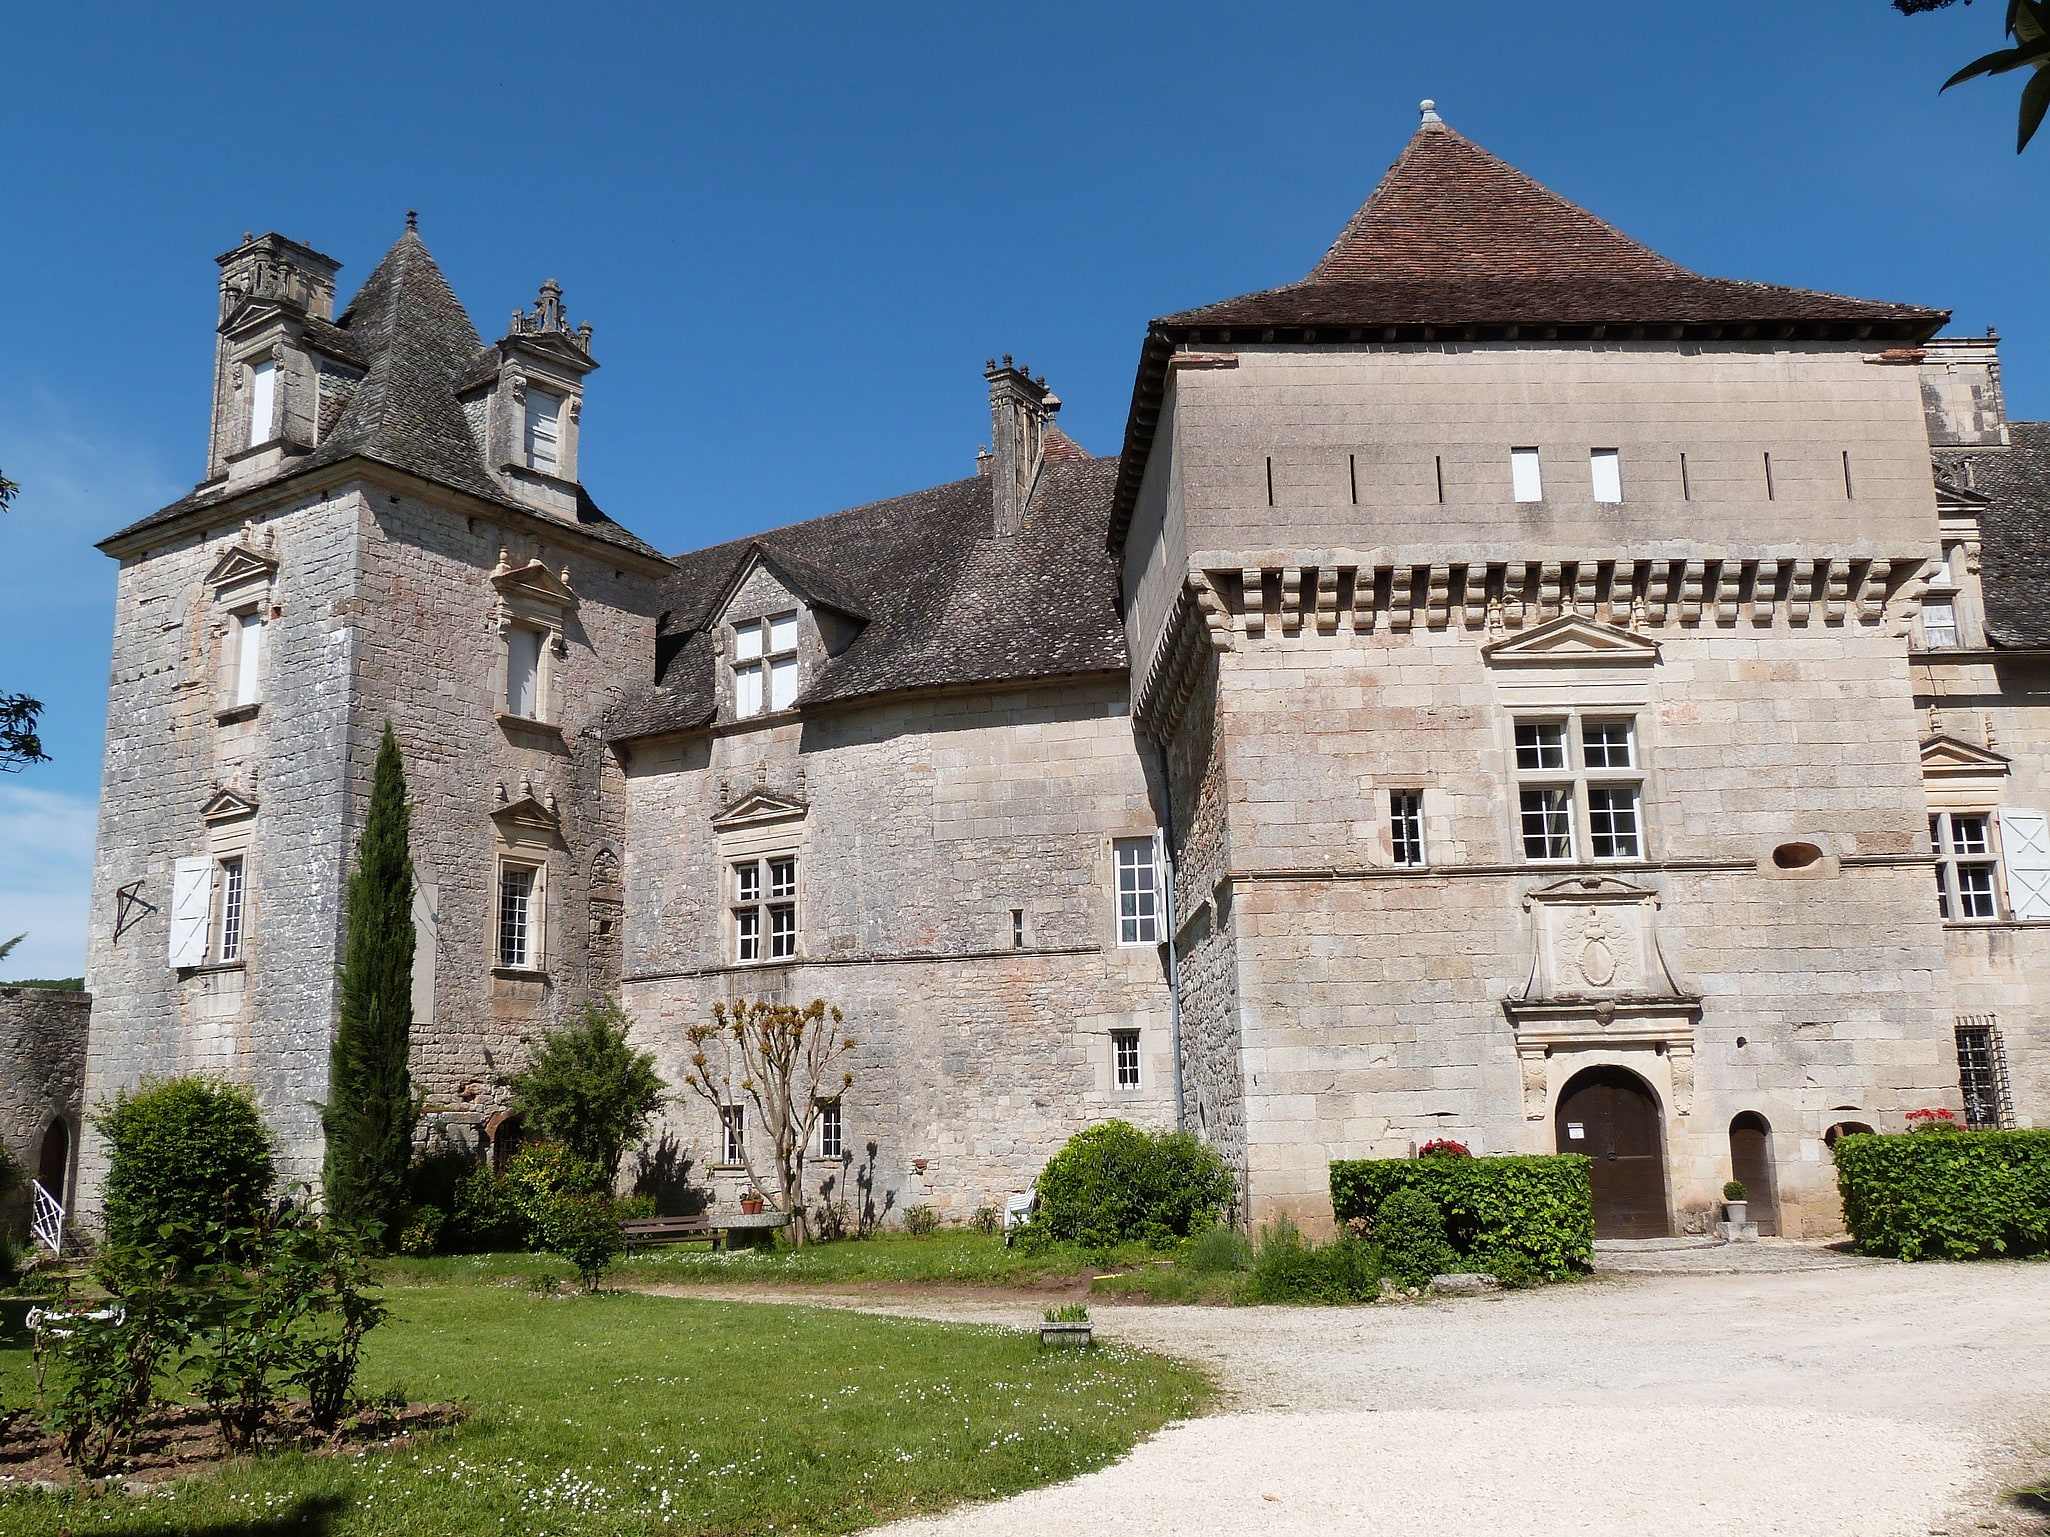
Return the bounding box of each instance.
[247,359,276,449]
[524,389,562,473]
[734,611,799,718]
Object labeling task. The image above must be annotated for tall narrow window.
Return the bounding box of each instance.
[1434,455,1445,504]
[524,389,562,473]
[1113,1029,1141,1090]
[497,864,538,968]
[1011,908,1025,949]
[720,1104,745,1165]
[1348,453,1358,504]
[818,1099,842,1159]
[1922,599,1960,650]
[733,611,800,719]
[506,626,542,718]
[1590,449,1623,504]
[233,610,265,707]
[768,856,798,959]
[247,360,276,449]
[216,857,245,963]
[1842,450,1855,499]
[1389,790,1426,867]
[1931,812,1999,920]
[1679,451,1691,501]
[1763,452,1776,500]
[1955,1019,2013,1129]
[733,860,762,961]
[1511,447,1543,503]
[1115,838,1160,945]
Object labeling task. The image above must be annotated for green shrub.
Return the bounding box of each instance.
[1330,1153,1592,1279]
[500,1142,607,1240]
[903,1204,941,1237]
[395,1205,444,1256]
[96,1077,277,1264]
[970,1205,1002,1238]
[1028,1121,1234,1251]
[538,1193,627,1290]
[1374,1188,1456,1286]
[1182,1223,1252,1274]
[0,1227,23,1291]
[503,997,668,1185]
[1240,1216,1382,1304]
[1722,1179,1747,1202]
[1833,1127,2050,1259]
[446,1166,525,1252]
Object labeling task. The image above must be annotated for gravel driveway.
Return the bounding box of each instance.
[661,1255,2050,1536]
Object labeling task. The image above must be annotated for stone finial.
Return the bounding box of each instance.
[1985,713,1999,751]
[1420,98,1443,126]
[495,781,509,803]
[405,209,419,232]
[519,777,534,801]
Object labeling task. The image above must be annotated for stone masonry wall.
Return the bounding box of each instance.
[619,676,1175,1221]
[0,987,89,1234]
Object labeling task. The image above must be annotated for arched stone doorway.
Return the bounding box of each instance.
[1824,1121,1874,1149]
[1555,1066,1669,1238]
[485,1111,525,1172]
[1728,1112,1779,1236]
[37,1118,70,1206]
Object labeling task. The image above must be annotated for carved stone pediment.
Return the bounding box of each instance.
[711,789,809,830]
[491,792,560,841]
[206,531,278,594]
[490,555,575,608]
[200,786,258,823]
[1921,734,2009,778]
[1482,615,1660,669]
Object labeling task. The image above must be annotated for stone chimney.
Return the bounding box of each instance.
[985,356,1059,536]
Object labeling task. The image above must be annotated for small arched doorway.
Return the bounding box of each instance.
[37,1118,70,1206]
[1728,1112,1779,1236]
[1555,1066,1669,1238]
[485,1112,525,1173]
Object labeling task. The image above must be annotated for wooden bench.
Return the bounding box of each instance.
[622,1214,722,1252]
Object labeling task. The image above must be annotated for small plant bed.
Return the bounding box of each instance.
[0,1269,1209,1535]
[0,1398,462,1493]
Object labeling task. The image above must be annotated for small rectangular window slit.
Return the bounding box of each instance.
[1011,908,1024,949]
[1763,452,1775,501]
[1265,456,1275,507]
[1680,451,1691,501]
[1842,450,1854,499]
[1434,455,1445,504]
[1348,453,1358,505]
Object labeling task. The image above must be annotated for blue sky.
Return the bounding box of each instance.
[0,1,2041,979]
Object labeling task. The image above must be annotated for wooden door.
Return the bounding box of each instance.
[1556,1068,1668,1238]
[1729,1114,1779,1236]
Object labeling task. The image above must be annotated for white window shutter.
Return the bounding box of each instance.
[247,361,276,449]
[2000,808,2050,919]
[1153,829,1171,931]
[169,857,212,966]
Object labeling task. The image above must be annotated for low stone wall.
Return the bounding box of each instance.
[0,986,90,1233]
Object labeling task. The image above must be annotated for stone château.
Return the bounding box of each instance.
[56,104,2050,1240]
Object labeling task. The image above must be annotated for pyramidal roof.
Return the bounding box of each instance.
[1163,108,1946,334]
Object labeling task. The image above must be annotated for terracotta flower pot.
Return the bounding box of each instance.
[740,1195,764,1215]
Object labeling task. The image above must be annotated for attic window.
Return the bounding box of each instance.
[1511,448,1543,503]
[247,360,276,449]
[1590,449,1622,505]
[524,389,562,473]
[734,612,799,719]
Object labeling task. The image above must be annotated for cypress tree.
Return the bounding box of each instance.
[322,721,418,1237]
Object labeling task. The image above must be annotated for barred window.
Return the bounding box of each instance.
[498,864,538,969]
[1113,1029,1140,1091]
[1955,1019,2013,1129]
[720,1104,745,1166]
[1390,790,1426,867]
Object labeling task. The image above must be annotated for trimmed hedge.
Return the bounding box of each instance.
[1330,1153,1593,1278]
[1833,1128,2050,1260]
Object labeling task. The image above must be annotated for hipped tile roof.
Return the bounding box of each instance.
[1110,115,1949,551]
[605,452,1127,743]
[1938,424,2050,649]
[102,231,663,562]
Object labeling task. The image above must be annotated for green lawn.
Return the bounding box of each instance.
[0,1267,1209,1536]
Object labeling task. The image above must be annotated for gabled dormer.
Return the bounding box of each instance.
[207,232,358,487]
[708,544,868,725]
[464,280,598,522]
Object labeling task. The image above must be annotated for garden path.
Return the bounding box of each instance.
[651,1258,2050,1536]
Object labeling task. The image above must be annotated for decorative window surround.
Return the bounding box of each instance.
[489,552,573,728]
[714,789,808,966]
[169,787,259,970]
[1932,811,2000,921]
[491,784,560,974]
[206,525,279,721]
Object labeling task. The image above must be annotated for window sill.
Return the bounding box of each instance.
[491,965,551,982]
[214,702,261,725]
[496,712,563,739]
[177,960,246,977]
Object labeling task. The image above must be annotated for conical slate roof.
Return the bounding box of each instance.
[1165,113,1946,333]
[104,228,662,560]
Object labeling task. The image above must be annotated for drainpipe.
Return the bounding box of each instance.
[1156,743,1185,1133]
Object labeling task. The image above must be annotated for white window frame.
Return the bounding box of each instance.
[733,611,800,720]
[1921,596,1960,650]
[1590,448,1623,504]
[1112,1028,1141,1091]
[231,607,265,708]
[1511,447,1543,503]
[497,859,545,970]
[1514,714,1645,864]
[720,1103,745,1167]
[524,388,563,473]
[215,856,246,963]
[731,855,798,963]
[1931,810,2001,922]
[1115,837,1161,946]
[1389,789,1426,867]
[818,1099,842,1160]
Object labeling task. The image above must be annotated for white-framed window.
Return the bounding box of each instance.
[247,359,276,449]
[1922,598,1960,650]
[720,1104,745,1166]
[1514,715,1644,863]
[216,856,246,963]
[1511,447,1543,503]
[732,856,797,963]
[498,862,542,969]
[1590,448,1623,504]
[818,1099,842,1159]
[524,389,562,473]
[1390,790,1426,867]
[1932,811,2000,921]
[1113,1029,1140,1091]
[1012,908,1025,949]
[231,608,265,707]
[506,625,544,719]
[1115,837,1160,945]
[733,611,799,719]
